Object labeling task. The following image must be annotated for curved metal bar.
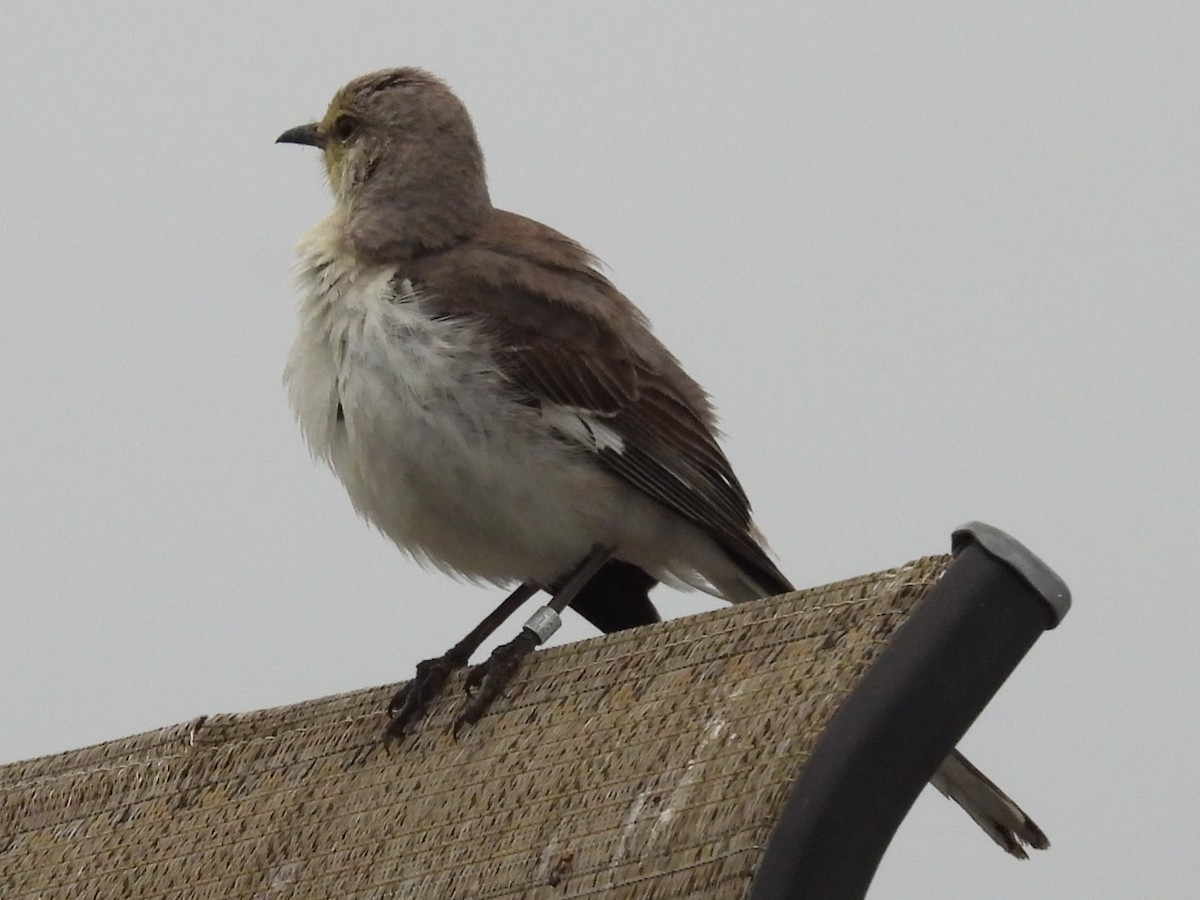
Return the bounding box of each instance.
[750,524,1069,900]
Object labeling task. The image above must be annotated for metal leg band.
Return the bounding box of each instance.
[522,606,562,644]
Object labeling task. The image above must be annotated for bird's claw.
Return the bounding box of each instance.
[453,630,539,737]
[462,658,492,696]
[384,649,468,742]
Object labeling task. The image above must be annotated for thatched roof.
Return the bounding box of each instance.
[2,556,952,898]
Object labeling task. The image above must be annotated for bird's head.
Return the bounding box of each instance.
[277,68,491,260]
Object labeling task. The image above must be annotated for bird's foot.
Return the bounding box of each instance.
[384,648,469,743]
[453,630,540,737]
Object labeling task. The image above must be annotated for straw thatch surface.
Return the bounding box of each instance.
[0,555,950,899]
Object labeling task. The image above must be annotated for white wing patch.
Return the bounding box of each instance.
[393,277,418,301]
[543,404,625,454]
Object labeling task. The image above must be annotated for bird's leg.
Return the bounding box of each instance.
[455,546,612,734]
[384,582,538,741]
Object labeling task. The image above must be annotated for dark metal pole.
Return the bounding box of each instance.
[750,523,1069,900]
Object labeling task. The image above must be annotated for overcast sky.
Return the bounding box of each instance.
[2,3,1196,897]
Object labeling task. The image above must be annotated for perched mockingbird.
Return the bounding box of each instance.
[277,68,1048,858]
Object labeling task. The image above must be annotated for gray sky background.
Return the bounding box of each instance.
[2,3,1195,897]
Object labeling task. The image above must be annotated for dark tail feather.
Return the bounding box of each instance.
[569,560,661,633]
[931,750,1050,858]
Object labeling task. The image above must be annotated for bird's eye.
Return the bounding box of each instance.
[331,115,359,142]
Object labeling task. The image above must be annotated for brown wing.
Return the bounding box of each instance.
[408,211,791,596]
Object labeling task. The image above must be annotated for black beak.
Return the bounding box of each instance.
[276,123,325,148]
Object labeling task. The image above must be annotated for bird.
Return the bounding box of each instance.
[276,67,1049,858]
